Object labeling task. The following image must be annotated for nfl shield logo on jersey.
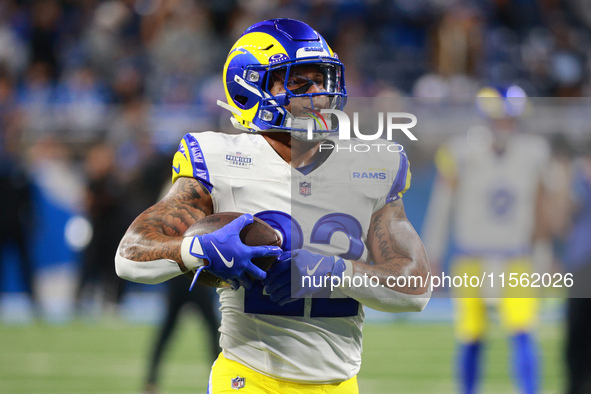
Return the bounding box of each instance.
[299,181,312,196]
[231,376,245,390]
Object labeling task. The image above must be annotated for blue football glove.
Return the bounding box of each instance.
[188,214,282,290]
[262,249,347,305]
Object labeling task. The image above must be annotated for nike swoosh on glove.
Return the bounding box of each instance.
[189,214,282,290]
[262,249,346,305]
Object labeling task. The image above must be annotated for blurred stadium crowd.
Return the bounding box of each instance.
[0,0,590,315]
[2,0,591,144]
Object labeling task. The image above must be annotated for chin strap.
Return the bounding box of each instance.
[216,100,241,116]
[216,99,263,132]
[230,117,254,132]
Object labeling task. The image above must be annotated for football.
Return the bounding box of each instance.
[183,212,282,288]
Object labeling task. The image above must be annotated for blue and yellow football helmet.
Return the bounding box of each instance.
[217,18,347,140]
[476,85,529,119]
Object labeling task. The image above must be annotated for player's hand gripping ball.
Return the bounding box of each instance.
[184,212,282,289]
[263,249,347,305]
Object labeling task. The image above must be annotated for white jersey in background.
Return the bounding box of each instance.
[429,132,550,258]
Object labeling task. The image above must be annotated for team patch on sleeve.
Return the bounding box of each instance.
[385,150,411,203]
[171,133,213,192]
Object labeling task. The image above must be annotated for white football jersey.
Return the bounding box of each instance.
[172,131,410,383]
[436,133,550,257]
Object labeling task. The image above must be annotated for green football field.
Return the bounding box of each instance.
[0,318,564,393]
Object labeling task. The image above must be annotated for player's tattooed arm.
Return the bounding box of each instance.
[118,177,213,272]
[355,199,431,295]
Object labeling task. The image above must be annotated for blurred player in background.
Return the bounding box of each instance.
[423,86,551,394]
[144,275,220,394]
[116,18,430,393]
[75,143,127,314]
[563,139,591,394]
[0,70,38,314]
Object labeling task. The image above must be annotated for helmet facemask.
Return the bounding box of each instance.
[259,60,345,141]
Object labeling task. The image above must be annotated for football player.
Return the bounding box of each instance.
[423,86,550,394]
[116,18,430,393]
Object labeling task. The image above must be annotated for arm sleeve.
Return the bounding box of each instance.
[420,143,458,264]
[114,248,186,285]
[172,133,213,192]
[115,237,205,285]
[338,261,431,313]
